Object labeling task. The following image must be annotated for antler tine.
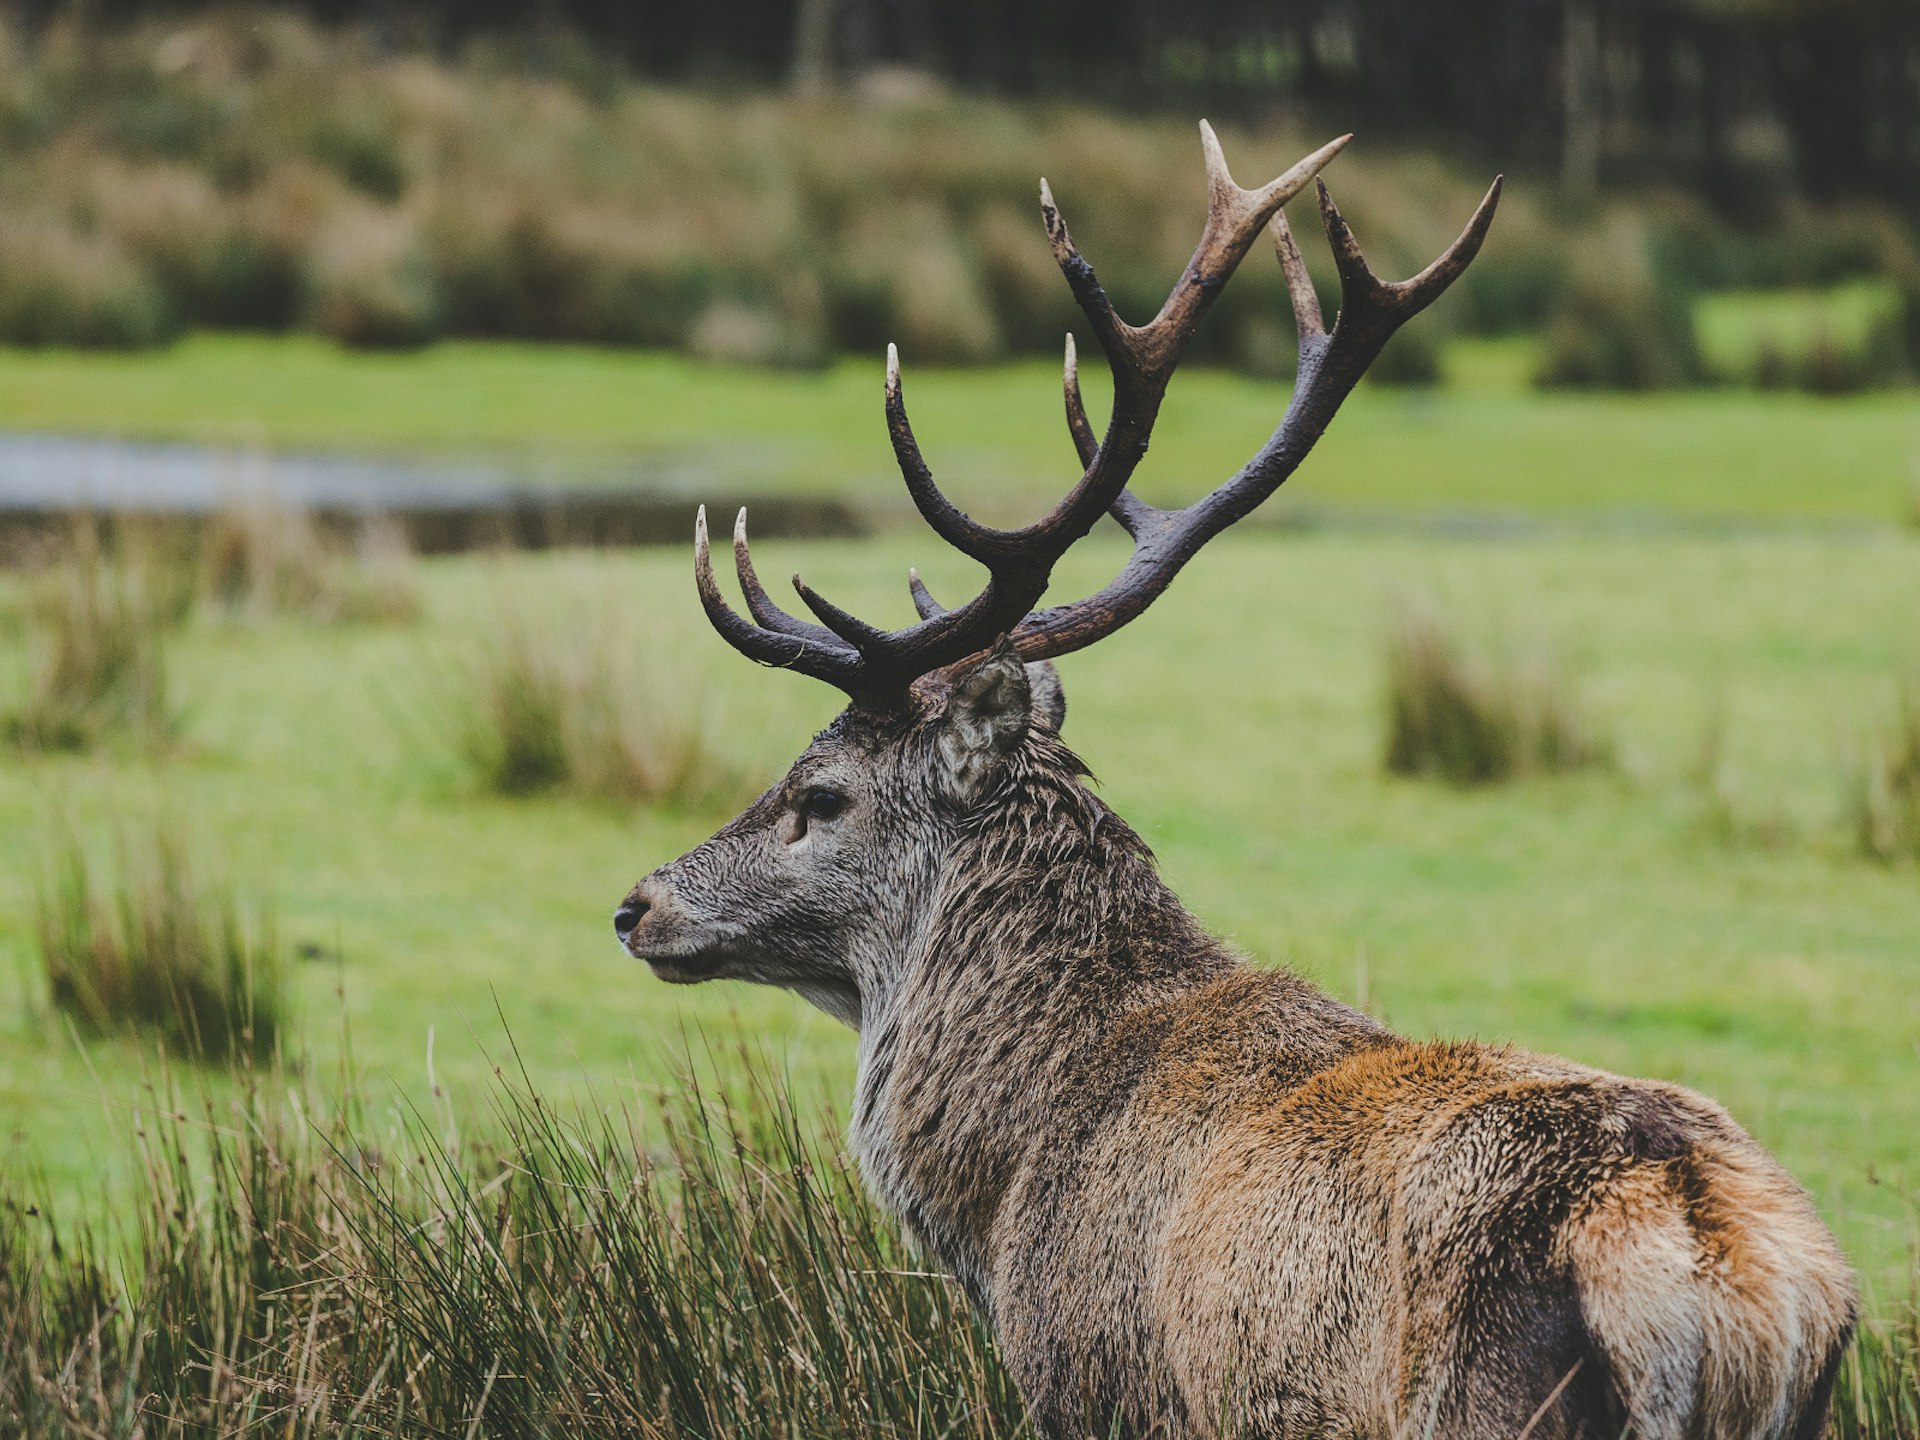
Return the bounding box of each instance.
[907,568,946,619]
[886,344,1003,565]
[1039,178,1131,377]
[791,571,900,654]
[1062,330,1161,537]
[1382,174,1502,313]
[1061,333,1097,468]
[1315,175,1502,327]
[1042,126,1349,392]
[1170,123,1350,336]
[1018,175,1503,663]
[694,506,862,683]
[1271,212,1325,341]
[732,508,838,641]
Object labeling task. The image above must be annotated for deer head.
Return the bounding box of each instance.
[615,123,1499,1027]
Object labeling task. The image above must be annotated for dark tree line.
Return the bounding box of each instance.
[18,0,1920,201]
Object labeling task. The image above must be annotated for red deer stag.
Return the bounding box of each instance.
[615,125,1855,1439]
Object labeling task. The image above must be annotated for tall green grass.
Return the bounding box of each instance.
[36,824,285,1063]
[1,1051,1914,1437]
[1383,600,1611,786]
[0,1055,1026,1437]
[433,584,747,808]
[3,523,180,751]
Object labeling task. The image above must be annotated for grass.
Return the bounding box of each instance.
[1,334,1918,522]
[430,572,749,805]
[1383,598,1611,784]
[2,524,177,751]
[0,533,1914,1311]
[35,823,283,1063]
[1,1052,1024,1437]
[1,1049,1912,1438]
[1850,680,1920,864]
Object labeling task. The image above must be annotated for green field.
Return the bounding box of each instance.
[3,525,1916,1305]
[1,333,1918,520]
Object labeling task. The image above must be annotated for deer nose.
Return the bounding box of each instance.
[614,897,650,941]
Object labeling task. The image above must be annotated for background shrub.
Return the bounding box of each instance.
[0,8,1898,381]
[1532,213,1705,391]
[1366,321,1444,388]
[0,218,178,349]
[304,205,440,347]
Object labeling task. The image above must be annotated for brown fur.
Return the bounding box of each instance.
[621,654,1857,1439]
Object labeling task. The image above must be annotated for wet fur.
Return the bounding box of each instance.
[634,684,1856,1440]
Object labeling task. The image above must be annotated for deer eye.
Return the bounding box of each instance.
[798,787,847,823]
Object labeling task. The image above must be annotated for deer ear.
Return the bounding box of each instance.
[937,641,1031,800]
[1024,660,1066,733]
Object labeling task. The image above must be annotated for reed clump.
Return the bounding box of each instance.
[1384,601,1612,786]
[35,825,284,1063]
[0,1057,1025,1437]
[440,591,743,808]
[1849,679,1920,864]
[205,498,421,624]
[3,523,179,751]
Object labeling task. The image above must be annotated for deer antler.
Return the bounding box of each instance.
[694,123,1499,709]
[1021,173,1502,658]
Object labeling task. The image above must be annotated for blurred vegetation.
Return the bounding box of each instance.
[204,498,422,623]
[0,9,1913,392]
[1850,680,1920,866]
[1383,599,1612,786]
[36,821,284,1063]
[2,521,180,751]
[18,0,1920,202]
[428,574,748,806]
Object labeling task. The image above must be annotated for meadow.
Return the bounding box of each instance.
[2,522,1915,1282]
[1,334,1917,1431]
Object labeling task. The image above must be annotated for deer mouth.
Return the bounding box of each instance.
[633,945,728,983]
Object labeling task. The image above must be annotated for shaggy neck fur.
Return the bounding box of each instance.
[850,730,1235,1306]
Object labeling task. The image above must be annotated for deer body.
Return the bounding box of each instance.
[616,125,1856,1437]
[840,728,1852,1438]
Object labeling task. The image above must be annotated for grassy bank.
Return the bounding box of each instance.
[2,532,1915,1307]
[4,1049,1915,1436]
[2,334,1919,520]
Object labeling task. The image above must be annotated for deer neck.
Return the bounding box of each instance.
[849,756,1234,1306]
